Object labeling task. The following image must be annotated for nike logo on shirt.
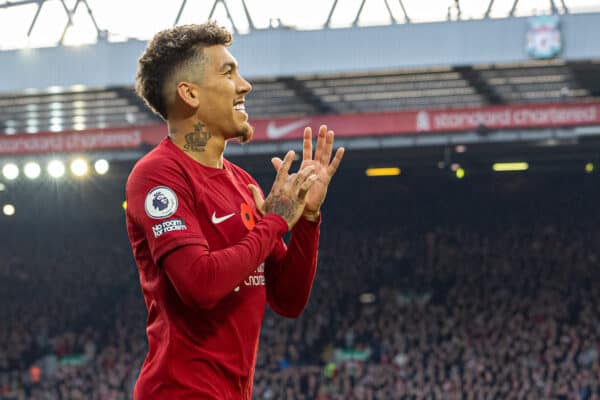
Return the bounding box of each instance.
[212,212,235,224]
[266,119,311,139]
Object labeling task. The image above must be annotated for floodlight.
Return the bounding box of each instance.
[70,158,89,177]
[2,204,15,216]
[24,162,41,179]
[94,159,109,175]
[2,164,19,180]
[48,160,65,178]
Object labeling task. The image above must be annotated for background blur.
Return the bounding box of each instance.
[2,1,600,399]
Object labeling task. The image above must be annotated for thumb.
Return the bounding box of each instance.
[248,184,265,216]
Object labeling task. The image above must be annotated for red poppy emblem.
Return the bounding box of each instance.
[240,203,255,231]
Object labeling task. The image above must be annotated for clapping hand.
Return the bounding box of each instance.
[248,151,318,230]
[271,125,344,221]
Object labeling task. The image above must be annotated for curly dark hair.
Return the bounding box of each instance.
[135,22,232,120]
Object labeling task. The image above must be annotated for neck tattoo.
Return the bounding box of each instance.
[183,123,211,153]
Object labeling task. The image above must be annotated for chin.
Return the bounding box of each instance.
[237,123,254,144]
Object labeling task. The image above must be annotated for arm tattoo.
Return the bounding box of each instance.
[183,123,211,153]
[265,194,297,221]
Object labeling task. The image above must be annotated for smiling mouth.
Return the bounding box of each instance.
[233,103,248,119]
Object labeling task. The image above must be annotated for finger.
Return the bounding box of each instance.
[313,125,327,165]
[291,165,315,193]
[327,147,345,177]
[302,127,313,163]
[272,150,294,189]
[300,164,316,178]
[248,184,265,215]
[271,157,283,171]
[321,130,335,165]
[298,175,318,200]
[286,172,297,185]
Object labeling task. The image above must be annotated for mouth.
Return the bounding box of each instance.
[233,100,247,116]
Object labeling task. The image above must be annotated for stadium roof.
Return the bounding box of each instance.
[1,0,599,50]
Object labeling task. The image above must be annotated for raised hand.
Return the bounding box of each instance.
[271,125,344,220]
[248,151,318,230]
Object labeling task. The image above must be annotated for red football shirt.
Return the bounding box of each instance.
[125,138,320,399]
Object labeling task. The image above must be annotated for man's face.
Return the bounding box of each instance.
[193,45,253,142]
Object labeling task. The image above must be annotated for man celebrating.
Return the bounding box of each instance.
[125,22,344,399]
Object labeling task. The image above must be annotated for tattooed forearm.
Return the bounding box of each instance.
[183,123,211,153]
[264,194,298,222]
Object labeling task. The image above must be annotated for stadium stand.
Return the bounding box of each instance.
[2,173,600,399]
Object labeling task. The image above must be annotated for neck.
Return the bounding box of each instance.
[167,119,225,169]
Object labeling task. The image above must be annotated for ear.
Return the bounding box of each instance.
[176,82,200,109]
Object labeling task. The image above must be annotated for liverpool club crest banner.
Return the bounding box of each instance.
[527,15,561,59]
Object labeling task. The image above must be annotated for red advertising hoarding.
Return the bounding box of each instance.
[1,101,598,156]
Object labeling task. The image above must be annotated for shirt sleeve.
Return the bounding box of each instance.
[264,214,321,318]
[161,214,288,310]
[126,160,207,264]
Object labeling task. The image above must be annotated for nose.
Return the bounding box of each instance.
[237,75,252,95]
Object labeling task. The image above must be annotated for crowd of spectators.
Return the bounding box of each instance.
[1,174,599,399]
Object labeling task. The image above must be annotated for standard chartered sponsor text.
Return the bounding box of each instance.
[433,106,597,130]
[244,263,265,286]
[512,107,596,124]
[0,135,64,153]
[0,130,142,154]
[434,110,511,129]
[65,131,142,149]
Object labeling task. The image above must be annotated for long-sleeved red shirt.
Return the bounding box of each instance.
[125,138,320,399]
